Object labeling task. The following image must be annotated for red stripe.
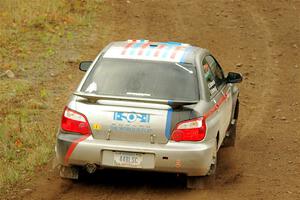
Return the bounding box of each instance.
[121,42,135,55]
[204,93,228,119]
[138,42,151,55]
[64,134,90,165]
[170,46,183,59]
[154,45,165,57]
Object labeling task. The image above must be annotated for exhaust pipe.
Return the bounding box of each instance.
[86,163,97,174]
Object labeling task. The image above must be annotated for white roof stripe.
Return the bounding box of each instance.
[104,43,189,62]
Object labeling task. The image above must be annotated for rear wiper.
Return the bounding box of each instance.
[73,92,198,108]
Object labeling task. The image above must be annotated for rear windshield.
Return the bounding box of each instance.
[81,58,199,101]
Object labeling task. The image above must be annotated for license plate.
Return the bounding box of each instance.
[113,152,143,168]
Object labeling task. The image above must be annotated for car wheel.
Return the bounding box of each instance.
[59,165,79,180]
[186,174,216,189]
[186,147,217,189]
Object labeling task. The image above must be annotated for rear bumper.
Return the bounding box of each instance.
[55,132,216,176]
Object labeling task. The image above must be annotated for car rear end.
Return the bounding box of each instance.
[55,40,216,178]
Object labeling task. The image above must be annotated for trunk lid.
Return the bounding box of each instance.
[74,99,182,144]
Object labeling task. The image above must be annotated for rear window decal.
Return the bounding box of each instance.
[104,41,190,62]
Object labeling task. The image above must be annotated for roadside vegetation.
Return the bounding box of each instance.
[0,0,107,193]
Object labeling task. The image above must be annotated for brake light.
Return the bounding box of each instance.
[61,107,91,135]
[170,117,206,142]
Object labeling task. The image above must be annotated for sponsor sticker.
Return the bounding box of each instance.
[113,112,150,123]
[92,123,102,130]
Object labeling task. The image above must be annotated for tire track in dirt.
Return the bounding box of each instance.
[238,3,278,140]
[235,1,300,199]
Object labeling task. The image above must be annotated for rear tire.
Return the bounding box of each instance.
[59,165,79,180]
[186,148,217,189]
[186,174,215,189]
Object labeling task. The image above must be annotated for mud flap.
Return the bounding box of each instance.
[223,99,239,147]
[59,165,79,180]
[222,120,237,147]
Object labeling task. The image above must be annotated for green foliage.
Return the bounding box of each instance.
[40,88,48,99]
[0,0,105,194]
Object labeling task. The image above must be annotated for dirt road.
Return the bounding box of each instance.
[13,0,300,199]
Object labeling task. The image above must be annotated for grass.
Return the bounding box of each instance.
[0,0,107,194]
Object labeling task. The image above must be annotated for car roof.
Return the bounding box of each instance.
[102,40,207,64]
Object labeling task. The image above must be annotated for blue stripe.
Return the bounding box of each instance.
[165,108,173,139]
[180,46,193,63]
[145,45,155,57]
[162,45,174,58]
[160,41,182,46]
[129,42,143,55]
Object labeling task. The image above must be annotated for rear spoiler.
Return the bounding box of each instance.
[73,92,198,108]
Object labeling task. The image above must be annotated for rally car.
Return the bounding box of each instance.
[55,40,242,189]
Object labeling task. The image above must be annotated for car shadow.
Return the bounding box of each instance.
[71,147,240,191]
[76,169,186,190]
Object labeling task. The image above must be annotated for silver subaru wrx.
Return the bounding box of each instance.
[55,40,242,189]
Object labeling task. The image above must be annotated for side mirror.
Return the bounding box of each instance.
[79,61,93,72]
[226,72,243,83]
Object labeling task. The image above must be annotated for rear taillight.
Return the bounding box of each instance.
[61,107,91,135]
[170,117,206,142]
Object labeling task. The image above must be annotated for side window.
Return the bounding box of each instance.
[205,56,225,89]
[203,58,218,96]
